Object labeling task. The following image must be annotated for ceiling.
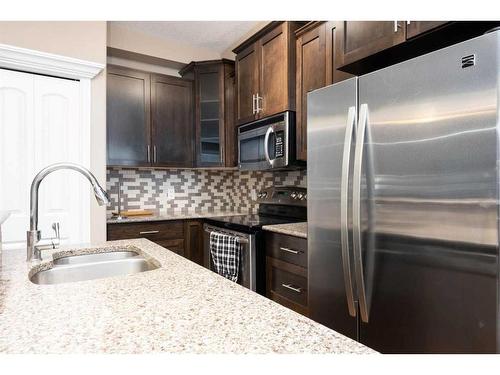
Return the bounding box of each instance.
[110,21,265,56]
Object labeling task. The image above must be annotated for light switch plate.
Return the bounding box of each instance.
[250,190,257,201]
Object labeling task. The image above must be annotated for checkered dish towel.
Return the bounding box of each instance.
[209,231,241,282]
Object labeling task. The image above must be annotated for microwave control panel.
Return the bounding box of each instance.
[274,130,284,158]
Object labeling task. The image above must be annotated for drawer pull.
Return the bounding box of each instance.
[281,283,302,293]
[280,247,300,255]
[139,230,160,235]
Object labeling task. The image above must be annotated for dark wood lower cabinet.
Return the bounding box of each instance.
[155,239,185,257]
[184,220,204,266]
[265,232,308,317]
[107,220,184,242]
[266,256,308,316]
[107,219,207,264]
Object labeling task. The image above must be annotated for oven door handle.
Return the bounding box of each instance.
[264,126,275,167]
[204,225,250,244]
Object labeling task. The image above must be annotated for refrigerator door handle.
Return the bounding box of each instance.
[340,105,357,317]
[353,103,370,323]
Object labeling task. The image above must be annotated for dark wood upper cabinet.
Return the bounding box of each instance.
[224,68,237,167]
[180,60,236,167]
[107,65,194,168]
[107,66,151,166]
[325,21,354,85]
[406,21,448,39]
[336,21,500,75]
[151,74,193,167]
[259,22,295,118]
[295,22,353,161]
[235,44,259,125]
[234,21,304,125]
[339,21,406,68]
[295,22,326,161]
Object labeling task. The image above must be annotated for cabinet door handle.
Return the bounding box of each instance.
[281,283,302,293]
[139,230,160,235]
[153,145,157,163]
[256,93,263,113]
[252,94,256,114]
[279,247,300,255]
[394,21,402,32]
[147,145,151,163]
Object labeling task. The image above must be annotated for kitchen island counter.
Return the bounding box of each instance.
[262,222,307,238]
[0,238,375,354]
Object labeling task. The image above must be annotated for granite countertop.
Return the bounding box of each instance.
[262,222,307,238]
[0,238,375,354]
[107,210,249,224]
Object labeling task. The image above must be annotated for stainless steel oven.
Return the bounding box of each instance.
[238,111,305,171]
[203,224,257,291]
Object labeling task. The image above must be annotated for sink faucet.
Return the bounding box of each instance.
[27,162,110,262]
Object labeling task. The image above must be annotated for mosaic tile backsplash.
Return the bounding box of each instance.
[106,168,306,215]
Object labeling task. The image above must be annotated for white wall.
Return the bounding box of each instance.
[0,21,107,243]
[107,22,220,64]
[107,21,269,63]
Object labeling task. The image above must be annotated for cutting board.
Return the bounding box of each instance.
[112,210,154,217]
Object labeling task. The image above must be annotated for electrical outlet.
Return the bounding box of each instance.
[166,188,175,200]
[250,190,257,201]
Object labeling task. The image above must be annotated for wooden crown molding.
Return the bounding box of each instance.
[0,43,104,80]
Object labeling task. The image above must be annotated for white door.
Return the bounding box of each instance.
[0,68,90,250]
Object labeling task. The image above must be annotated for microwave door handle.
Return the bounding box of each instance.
[264,126,275,167]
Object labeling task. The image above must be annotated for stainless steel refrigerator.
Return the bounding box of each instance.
[307,30,500,353]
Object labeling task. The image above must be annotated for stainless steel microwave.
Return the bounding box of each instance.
[238,111,305,171]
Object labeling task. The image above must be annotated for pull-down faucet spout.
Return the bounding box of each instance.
[27,162,110,262]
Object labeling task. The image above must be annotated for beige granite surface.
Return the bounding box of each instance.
[262,222,308,238]
[0,238,375,354]
[0,211,9,254]
[107,210,248,224]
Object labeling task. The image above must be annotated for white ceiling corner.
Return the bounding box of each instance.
[110,21,265,58]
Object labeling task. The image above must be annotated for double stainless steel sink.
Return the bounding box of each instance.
[30,249,159,285]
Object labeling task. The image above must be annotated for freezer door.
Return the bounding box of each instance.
[357,31,500,353]
[307,78,358,339]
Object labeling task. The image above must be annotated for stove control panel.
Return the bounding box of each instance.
[255,186,307,206]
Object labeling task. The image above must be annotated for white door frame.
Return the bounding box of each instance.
[0,44,104,248]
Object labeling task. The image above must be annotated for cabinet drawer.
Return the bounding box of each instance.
[107,221,184,241]
[156,239,185,257]
[265,232,307,268]
[266,257,308,316]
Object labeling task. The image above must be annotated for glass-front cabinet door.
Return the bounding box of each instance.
[180,60,236,168]
[198,69,222,165]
